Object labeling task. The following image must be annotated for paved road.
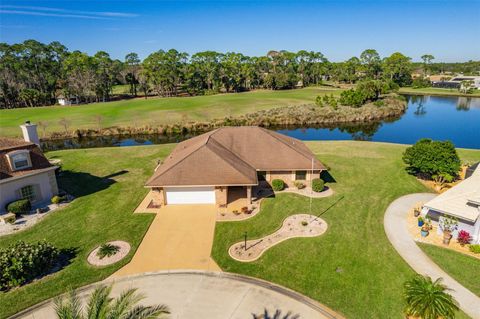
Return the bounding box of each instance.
[14,271,343,319]
[384,193,480,319]
[114,204,221,277]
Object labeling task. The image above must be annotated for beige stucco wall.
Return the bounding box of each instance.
[0,169,58,213]
[215,186,228,207]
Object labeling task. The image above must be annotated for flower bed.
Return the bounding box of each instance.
[229,214,328,262]
[87,241,131,266]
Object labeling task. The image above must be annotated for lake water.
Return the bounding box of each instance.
[278,95,480,149]
[41,95,480,151]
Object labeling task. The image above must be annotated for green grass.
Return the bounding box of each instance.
[418,243,480,297]
[0,87,340,138]
[111,84,131,95]
[0,141,478,318]
[0,145,174,318]
[212,141,480,319]
[399,87,480,97]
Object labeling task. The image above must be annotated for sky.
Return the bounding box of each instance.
[1,0,479,62]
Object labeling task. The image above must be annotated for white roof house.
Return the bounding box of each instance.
[424,167,480,223]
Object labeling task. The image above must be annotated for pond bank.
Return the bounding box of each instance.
[40,96,406,150]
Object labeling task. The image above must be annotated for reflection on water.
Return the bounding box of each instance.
[41,95,480,151]
[278,95,480,149]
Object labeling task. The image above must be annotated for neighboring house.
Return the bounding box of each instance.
[0,122,58,213]
[432,75,480,90]
[422,165,480,244]
[145,126,326,207]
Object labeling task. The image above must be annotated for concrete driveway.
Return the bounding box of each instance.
[15,271,343,319]
[114,205,221,277]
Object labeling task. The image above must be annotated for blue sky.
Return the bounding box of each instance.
[1,0,479,62]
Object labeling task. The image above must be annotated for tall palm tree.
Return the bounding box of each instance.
[54,285,169,319]
[404,275,459,319]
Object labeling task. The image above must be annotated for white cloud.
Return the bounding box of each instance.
[0,5,139,20]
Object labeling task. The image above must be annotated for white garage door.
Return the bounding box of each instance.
[165,187,216,204]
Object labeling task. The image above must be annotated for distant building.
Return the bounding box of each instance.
[432,75,480,90]
[57,94,78,106]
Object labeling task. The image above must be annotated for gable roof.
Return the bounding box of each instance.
[0,138,53,180]
[146,126,325,187]
[424,166,480,222]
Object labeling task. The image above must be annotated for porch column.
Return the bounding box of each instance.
[246,186,252,205]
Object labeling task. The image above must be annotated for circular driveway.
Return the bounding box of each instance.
[14,271,343,319]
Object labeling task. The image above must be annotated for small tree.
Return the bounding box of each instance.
[404,275,458,319]
[402,139,461,180]
[58,117,71,135]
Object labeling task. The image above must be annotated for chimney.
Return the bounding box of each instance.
[20,121,40,146]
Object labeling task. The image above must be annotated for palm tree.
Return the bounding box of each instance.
[54,285,169,319]
[404,275,459,319]
[253,309,299,319]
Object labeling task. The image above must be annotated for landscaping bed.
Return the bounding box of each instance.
[229,214,327,262]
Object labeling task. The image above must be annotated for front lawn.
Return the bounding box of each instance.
[418,243,480,297]
[212,141,480,319]
[0,145,174,318]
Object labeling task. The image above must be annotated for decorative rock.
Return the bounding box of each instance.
[87,241,130,267]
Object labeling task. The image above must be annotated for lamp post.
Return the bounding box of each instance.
[244,231,247,251]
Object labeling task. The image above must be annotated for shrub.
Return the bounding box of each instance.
[6,199,31,216]
[469,244,480,254]
[2,214,16,224]
[315,95,324,107]
[311,178,325,192]
[412,77,432,88]
[301,220,308,226]
[339,89,367,107]
[457,230,472,246]
[97,243,120,259]
[51,196,61,204]
[294,181,306,190]
[271,179,285,191]
[0,241,59,290]
[402,139,461,179]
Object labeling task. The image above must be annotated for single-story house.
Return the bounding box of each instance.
[0,122,58,213]
[145,126,326,207]
[422,165,480,244]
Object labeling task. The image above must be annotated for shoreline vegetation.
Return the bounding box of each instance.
[41,94,406,141]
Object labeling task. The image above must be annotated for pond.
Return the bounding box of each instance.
[41,95,480,151]
[278,95,480,149]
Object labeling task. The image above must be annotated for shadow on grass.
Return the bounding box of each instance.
[321,170,336,183]
[57,170,128,198]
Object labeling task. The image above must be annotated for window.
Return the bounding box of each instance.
[20,185,36,202]
[295,170,307,180]
[8,151,31,171]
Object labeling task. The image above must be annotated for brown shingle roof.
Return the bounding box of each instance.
[146,126,325,187]
[0,138,53,180]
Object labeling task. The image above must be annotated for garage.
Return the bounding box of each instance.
[164,186,216,205]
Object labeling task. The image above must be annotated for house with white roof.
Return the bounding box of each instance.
[422,164,480,244]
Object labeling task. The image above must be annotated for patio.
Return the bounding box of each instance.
[406,202,480,260]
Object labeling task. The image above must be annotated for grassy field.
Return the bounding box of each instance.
[399,87,480,97]
[0,87,340,138]
[419,243,480,297]
[212,142,480,319]
[0,141,478,318]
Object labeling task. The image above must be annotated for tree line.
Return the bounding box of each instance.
[1,39,479,109]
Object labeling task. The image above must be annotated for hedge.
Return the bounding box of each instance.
[0,241,59,291]
[6,199,31,216]
[312,178,325,192]
[271,179,285,191]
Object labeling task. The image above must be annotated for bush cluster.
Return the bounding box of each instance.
[0,241,59,290]
[271,179,285,191]
[6,199,31,216]
[469,244,480,254]
[412,77,432,88]
[311,178,325,192]
[402,138,461,179]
